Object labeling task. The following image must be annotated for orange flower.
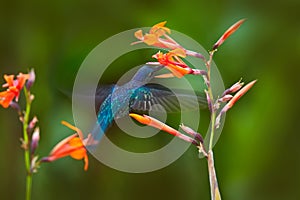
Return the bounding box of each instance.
[133,21,174,48]
[152,48,194,78]
[215,80,257,129]
[0,73,30,108]
[225,80,256,110]
[129,113,199,145]
[133,21,205,60]
[42,121,89,171]
[0,90,15,108]
[212,19,246,50]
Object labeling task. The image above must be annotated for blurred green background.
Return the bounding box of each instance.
[0,0,299,199]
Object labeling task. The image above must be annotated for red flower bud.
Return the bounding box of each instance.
[130,113,199,145]
[213,19,246,50]
[225,80,256,110]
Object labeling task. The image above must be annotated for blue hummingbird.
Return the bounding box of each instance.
[87,64,206,146]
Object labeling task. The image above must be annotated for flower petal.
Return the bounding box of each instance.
[134,30,144,40]
[3,75,14,88]
[50,134,78,155]
[0,90,15,108]
[165,65,190,78]
[144,34,159,45]
[83,154,89,171]
[170,48,186,58]
[16,73,30,90]
[61,120,84,140]
[151,21,171,34]
[70,148,86,160]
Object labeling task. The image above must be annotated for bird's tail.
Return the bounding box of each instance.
[87,99,114,150]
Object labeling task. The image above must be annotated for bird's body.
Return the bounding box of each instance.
[92,65,163,141]
[90,64,206,143]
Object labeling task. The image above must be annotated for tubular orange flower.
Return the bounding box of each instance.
[129,113,199,145]
[0,73,30,108]
[3,73,30,100]
[132,21,174,48]
[150,21,171,35]
[152,48,194,78]
[132,21,205,59]
[215,80,257,128]
[144,21,171,46]
[212,19,246,50]
[41,121,89,171]
[225,80,256,110]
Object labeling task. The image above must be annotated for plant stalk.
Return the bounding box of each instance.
[23,87,32,200]
[204,50,221,200]
[206,50,217,151]
[207,151,221,200]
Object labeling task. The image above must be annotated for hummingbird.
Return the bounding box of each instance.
[86,64,207,145]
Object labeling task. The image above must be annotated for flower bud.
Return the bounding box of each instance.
[212,19,246,50]
[180,124,203,143]
[27,116,38,134]
[185,50,205,60]
[9,101,21,113]
[222,80,244,96]
[226,80,256,110]
[30,127,40,154]
[218,94,233,103]
[205,90,213,112]
[30,156,39,173]
[191,69,207,76]
[130,113,199,145]
[26,69,35,90]
[216,80,256,129]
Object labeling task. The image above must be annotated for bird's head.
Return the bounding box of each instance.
[131,64,163,83]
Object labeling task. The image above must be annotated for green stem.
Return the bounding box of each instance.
[206,50,217,151]
[208,105,216,150]
[23,87,32,200]
[26,174,32,200]
[204,50,221,199]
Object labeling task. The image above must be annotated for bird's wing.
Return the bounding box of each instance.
[95,85,115,113]
[129,83,207,112]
